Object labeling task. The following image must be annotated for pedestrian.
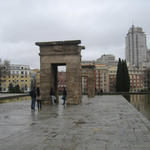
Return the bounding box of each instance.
[100,89,103,95]
[50,88,56,104]
[62,87,67,105]
[36,87,42,110]
[29,87,36,110]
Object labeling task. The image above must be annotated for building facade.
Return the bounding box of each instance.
[30,69,40,88]
[82,76,88,94]
[96,54,117,66]
[58,71,66,93]
[147,49,150,62]
[0,64,31,92]
[95,64,109,92]
[125,25,148,68]
[128,67,145,92]
[108,66,117,92]
[81,61,147,92]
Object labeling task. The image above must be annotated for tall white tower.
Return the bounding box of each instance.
[125,25,147,67]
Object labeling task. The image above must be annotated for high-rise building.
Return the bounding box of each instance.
[125,25,148,68]
[147,49,150,62]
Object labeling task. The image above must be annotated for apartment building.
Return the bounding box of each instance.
[125,25,148,67]
[81,61,146,92]
[0,64,31,92]
[95,64,109,92]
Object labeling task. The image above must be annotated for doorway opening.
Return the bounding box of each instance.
[58,65,66,95]
[51,64,66,103]
[82,76,88,95]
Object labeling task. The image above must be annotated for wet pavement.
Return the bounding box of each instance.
[0,95,150,150]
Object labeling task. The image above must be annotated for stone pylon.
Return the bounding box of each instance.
[35,40,85,104]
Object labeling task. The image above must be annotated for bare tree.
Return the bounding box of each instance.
[3,60,10,75]
[0,59,11,91]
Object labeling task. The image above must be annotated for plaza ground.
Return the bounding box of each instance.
[0,95,150,150]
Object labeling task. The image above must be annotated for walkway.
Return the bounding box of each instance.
[0,96,150,150]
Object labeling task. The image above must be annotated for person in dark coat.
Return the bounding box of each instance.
[36,87,42,110]
[62,87,67,105]
[30,87,36,110]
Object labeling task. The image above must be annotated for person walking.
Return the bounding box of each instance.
[50,88,56,104]
[62,87,67,105]
[36,87,42,110]
[30,87,36,110]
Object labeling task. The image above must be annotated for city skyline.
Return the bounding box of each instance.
[0,0,150,68]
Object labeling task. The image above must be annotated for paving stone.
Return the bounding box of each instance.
[0,95,150,149]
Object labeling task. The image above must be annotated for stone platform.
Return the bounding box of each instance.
[0,96,150,150]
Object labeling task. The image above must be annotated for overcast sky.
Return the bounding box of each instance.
[0,0,150,69]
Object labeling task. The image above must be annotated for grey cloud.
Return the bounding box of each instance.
[0,0,150,68]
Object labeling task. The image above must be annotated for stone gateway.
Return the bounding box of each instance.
[35,40,85,104]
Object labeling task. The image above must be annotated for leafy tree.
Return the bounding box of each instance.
[116,58,130,92]
[14,85,21,93]
[8,83,22,93]
[122,60,130,92]
[8,83,14,93]
[116,58,122,92]
[144,68,150,91]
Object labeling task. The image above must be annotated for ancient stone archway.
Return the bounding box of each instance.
[35,40,85,104]
[82,65,95,97]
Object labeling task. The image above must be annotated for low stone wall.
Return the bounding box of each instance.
[0,93,29,100]
[95,92,150,95]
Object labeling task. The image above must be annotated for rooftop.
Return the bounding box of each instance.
[35,40,81,46]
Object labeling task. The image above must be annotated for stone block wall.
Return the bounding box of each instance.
[36,40,84,105]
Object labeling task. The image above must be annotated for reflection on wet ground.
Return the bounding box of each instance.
[124,94,150,121]
[0,96,31,104]
[0,95,150,150]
